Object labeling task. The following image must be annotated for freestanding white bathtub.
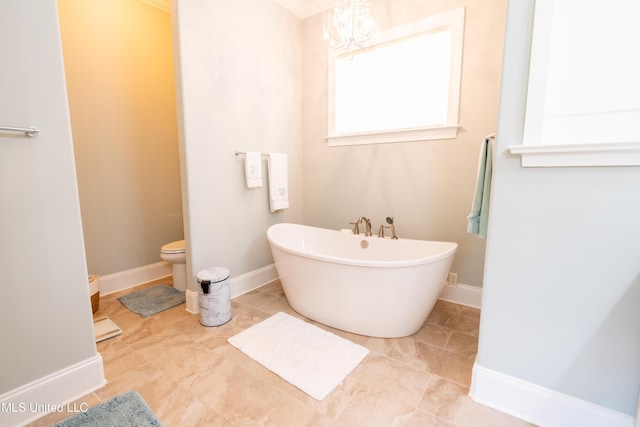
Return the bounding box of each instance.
[266,223,457,338]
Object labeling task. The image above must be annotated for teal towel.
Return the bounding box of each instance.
[467,137,493,239]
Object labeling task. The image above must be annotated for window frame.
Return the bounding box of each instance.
[325,7,465,147]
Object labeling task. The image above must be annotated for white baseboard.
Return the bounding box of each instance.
[636,392,640,427]
[98,261,172,296]
[470,363,635,427]
[187,264,279,314]
[0,354,105,427]
[98,264,481,312]
[439,282,483,309]
[185,289,199,314]
[230,264,279,299]
[96,262,277,314]
[232,266,480,309]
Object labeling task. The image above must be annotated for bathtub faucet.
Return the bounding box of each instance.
[350,217,372,236]
[349,219,360,235]
[359,217,373,236]
[386,217,398,239]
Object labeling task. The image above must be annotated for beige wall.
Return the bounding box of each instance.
[59,0,504,288]
[58,0,183,276]
[172,0,304,290]
[302,0,507,287]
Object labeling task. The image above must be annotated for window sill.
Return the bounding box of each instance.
[508,142,640,167]
[326,125,460,147]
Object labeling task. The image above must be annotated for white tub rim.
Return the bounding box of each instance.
[267,222,458,269]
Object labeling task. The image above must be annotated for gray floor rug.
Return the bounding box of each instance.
[117,284,185,318]
[54,390,163,427]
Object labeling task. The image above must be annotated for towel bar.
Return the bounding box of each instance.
[235,151,268,157]
[0,125,40,138]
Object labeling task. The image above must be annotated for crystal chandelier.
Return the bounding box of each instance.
[323,0,378,54]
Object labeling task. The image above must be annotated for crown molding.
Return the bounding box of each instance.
[273,0,333,19]
[139,0,330,18]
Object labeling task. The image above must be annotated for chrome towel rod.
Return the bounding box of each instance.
[235,151,268,157]
[0,125,40,138]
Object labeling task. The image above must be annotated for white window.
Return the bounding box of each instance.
[327,8,465,147]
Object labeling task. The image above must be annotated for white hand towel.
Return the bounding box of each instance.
[245,151,263,188]
[267,153,289,212]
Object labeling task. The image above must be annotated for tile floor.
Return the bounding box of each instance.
[30,278,532,427]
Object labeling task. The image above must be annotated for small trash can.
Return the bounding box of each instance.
[197,267,231,327]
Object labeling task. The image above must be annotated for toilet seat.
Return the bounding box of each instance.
[161,240,185,254]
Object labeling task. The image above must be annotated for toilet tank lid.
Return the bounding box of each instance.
[161,240,185,254]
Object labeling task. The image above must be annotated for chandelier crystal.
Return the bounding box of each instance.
[323,0,378,54]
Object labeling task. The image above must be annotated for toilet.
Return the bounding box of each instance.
[160,240,186,292]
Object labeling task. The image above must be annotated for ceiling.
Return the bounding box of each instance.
[272,0,334,18]
[140,0,333,19]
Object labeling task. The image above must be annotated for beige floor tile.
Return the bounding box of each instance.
[96,337,147,382]
[353,334,398,355]
[137,335,201,380]
[233,290,279,309]
[427,301,480,337]
[251,353,363,419]
[94,363,164,400]
[190,319,246,345]
[266,392,317,426]
[102,306,146,332]
[412,323,453,348]
[427,300,463,326]
[253,295,296,315]
[188,359,291,425]
[445,331,479,356]
[228,301,272,328]
[158,395,231,427]
[393,410,456,427]
[349,354,432,407]
[460,305,481,319]
[302,322,403,367]
[27,279,534,427]
[387,338,475,386]
[419,376,533,427]
[448,315,480,337]
[333,387,422,427]
[256,280,284,295]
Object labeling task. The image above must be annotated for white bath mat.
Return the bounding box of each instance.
[93,316,123,343]
[228,311,369,401]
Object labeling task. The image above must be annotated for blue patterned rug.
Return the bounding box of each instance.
[54,390,163,427]
[117,284,185,318]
